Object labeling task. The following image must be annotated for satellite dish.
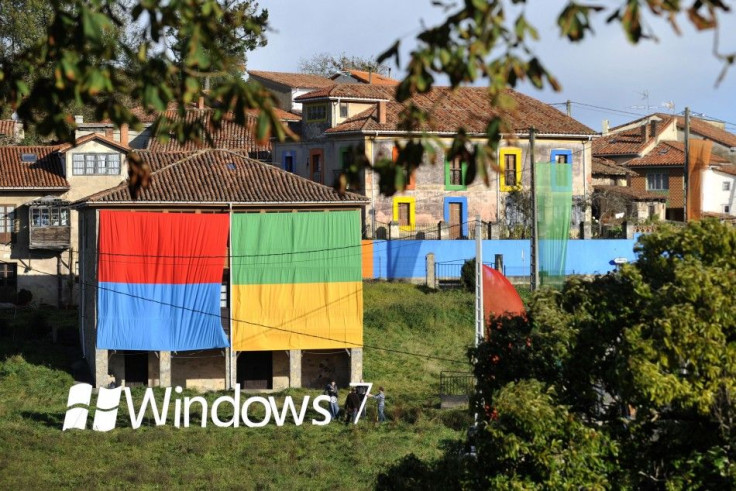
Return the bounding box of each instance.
[613,257,628,265]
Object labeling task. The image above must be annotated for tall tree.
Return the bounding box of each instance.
[464,219,736,487]
[298,52,389,78]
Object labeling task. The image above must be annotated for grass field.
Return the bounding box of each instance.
[0,282,477,489]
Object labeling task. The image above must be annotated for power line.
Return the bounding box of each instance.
[1,258,470,366]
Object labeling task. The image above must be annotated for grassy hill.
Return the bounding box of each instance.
[0,282,476,488]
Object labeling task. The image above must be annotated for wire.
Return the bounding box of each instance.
[1,258,470,366]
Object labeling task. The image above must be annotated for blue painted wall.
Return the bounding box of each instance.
[369,238,640,280]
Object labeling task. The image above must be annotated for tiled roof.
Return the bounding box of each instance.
[58,133,131,153]
[301,86,595,136]
[711,164,736,177]
[145,109,283,154]
[0,146,69,189]
[592,157,637,176]
[671,115,736,148]
[247,70,335,89]
[626,141,729,167]
[593,116,674,156]
[336,69,399,85]
[593,185,667,201]
[77,149,369,205]
[0,120,15,136]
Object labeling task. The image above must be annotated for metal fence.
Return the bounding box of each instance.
[439,371,475,397]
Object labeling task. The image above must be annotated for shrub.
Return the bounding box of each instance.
[460,258,475,292]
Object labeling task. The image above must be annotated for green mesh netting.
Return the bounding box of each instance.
[536,162,572,288]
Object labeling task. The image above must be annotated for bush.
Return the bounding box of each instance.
[460,259,475,292]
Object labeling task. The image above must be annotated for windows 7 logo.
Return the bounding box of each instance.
[63,383,122,432]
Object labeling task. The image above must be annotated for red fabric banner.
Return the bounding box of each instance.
[98,211,229,284]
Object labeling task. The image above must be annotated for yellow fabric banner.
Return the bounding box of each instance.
[231,281,363,351]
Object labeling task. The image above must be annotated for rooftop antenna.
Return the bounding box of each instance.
[629,90,656,112]
[661,101,676,114]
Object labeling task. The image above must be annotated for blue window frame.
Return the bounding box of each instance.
[282,151,295,173]
[443,197,468,237]
[550,149,573,192]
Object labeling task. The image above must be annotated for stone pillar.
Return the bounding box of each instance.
[289,350,302,388]
[495,254,504,272]
[426,253,437,289]
[490,221,501,239]
[389,221,399,240]
[624,221,635,239]
[225,348,231,390]
[438,221,446,240]
[230,351,238,389]
[350,348,363,384]
[94,349,108,388]
[159,351,171,387]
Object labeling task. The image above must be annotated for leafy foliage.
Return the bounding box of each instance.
[464,219,736,487]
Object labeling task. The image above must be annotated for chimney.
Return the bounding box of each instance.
[198,96,205,109]
[120,123,129,147]
[104,128,114,139]
[377,101,387,124]
[368,69,373,84]
[650,119,658,136]
[74,115,84,125]
[640,122,650,142]
[602,119,609,135]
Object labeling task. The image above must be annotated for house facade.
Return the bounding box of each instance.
[0,135,131,305]
[273,84,596,238]
[75,149,368,392]
[594,114,736,221]
[246,71,335,115]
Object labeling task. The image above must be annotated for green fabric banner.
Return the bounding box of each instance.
[231,210,362,285]
[536,162,572,288]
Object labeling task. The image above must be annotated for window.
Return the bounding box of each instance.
[21,153,37,163]
[551,149,572,164]
[309,149,323,183]
[305,104,327,122]
[282,152,295,173]
[723,181,731,191]
[390,146,416,190]
[341,148,354,168]
[31,206,69,227]
[724,205,731,214]
[0,262,17,291]
[72,153,120,175]
[500,148,522,191]
[339,102,348,118]
[392,197,415,231]
[550,150,573,191]
[647,172,669,191]
[444,156,467,190]
[0,205,15,243]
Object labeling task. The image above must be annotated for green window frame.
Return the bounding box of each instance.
[305,104,327,123]
[444,156,468,190]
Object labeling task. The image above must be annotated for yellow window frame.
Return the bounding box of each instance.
[392,197,415,231]
[499,147,522,192]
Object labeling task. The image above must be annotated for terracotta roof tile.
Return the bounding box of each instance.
[593,185,667,201]
[671,115,736,148]
[593,117,674,156]
[335,70,399,85]
[626,140,729,167]
[592,157,637,176]
[0,120,15,136]
[712,164,736,177]
[77,149,369,205]
[145,109,281,155]
[300,86,595,136]
[57,133,131,153]
[0,146,69,189]
[247,70,335,89]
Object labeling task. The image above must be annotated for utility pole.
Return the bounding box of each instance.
[474,216,484,346]
[529,127,539,291]
[684,107,690,222]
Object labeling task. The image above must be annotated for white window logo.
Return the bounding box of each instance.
[63,383,122,432]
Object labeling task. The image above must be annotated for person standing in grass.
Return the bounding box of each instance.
[371,387,386,423]
[344,387,361,424]
[325,380,339,421]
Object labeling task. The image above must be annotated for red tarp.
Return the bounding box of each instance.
[483,265,526,320]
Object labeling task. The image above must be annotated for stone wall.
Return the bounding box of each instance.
[301,350,350,390]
